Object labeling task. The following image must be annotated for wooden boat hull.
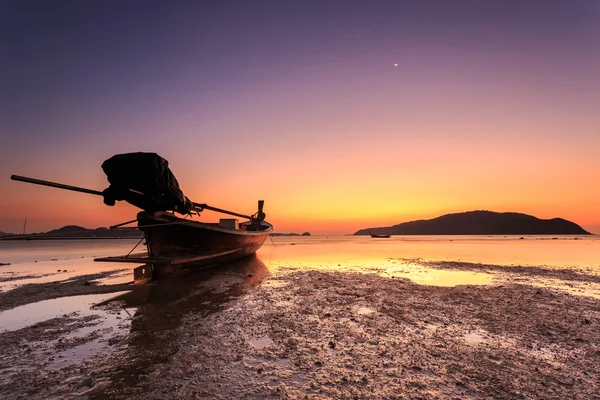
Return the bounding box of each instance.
[139,212,269,257]
[95,212,273,282]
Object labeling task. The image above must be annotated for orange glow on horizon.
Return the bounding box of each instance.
[1,127,599,235]
[2,146,598,236]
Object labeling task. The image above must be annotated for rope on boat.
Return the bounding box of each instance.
[126,236,145,258]
[110,219,138,229]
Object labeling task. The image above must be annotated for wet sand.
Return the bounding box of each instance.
[1,248,600,399]
[0,270,131,312]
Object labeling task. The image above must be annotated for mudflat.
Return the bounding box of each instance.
[1,253,599,399]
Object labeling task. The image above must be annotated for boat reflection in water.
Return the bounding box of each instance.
[94,254,268,392]
[108,253,268,325]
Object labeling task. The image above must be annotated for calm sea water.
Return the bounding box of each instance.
[0,235,598,346]
[1,235,599,278]
[0,234,598,294]
[261,234,600,269]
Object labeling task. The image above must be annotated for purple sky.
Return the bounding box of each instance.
[1,1,599,234]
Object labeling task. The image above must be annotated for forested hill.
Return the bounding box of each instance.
[355,211,591,236]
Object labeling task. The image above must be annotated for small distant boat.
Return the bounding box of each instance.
[11,152,273,283]
[369,230,390,238]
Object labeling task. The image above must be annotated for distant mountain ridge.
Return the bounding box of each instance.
[0,231,13,237]
[0,225,142,240]
[45,225,90,235]
[355,211,590,236]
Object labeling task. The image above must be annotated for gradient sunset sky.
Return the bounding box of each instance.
[1,0,599,235]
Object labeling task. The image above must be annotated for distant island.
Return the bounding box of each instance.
[0,225,143,240]
[355,211,591,236]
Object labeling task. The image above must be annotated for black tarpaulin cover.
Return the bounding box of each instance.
[101,152,193,214]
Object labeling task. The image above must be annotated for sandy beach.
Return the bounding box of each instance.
[1,237,599,399]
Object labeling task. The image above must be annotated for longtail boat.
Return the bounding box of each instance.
[11,152,273,283]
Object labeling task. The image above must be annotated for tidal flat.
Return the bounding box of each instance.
[1,236,599,399]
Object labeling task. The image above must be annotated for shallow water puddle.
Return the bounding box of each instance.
[0,258,132,292]
[51,335,109,368]
[272,259,494,287]
[49,305,132,368]
[95,269,132,285]
[0,291,130,332]
[528,277,600,299]
[383,262,493,287]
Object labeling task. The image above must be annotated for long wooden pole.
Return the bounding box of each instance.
[11,175,261,220]
[11,175,104,196]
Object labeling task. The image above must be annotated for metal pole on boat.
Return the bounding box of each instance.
[11,175,104,196]
[192,202,264,221]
